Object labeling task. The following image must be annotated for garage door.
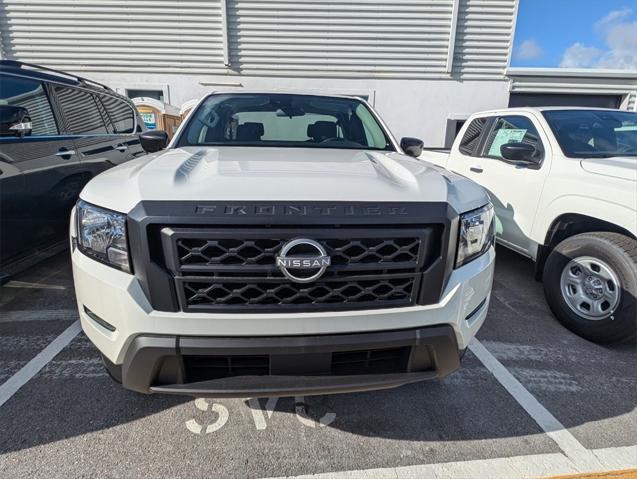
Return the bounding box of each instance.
[509,93,621,109]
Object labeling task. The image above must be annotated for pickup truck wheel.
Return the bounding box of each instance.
[543,232,637,343]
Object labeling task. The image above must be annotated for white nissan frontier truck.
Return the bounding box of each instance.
[422,107,637,343]
[70,92,495,397]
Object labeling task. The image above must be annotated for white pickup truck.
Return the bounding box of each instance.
[423,107,637,343]
[70,92,495,397]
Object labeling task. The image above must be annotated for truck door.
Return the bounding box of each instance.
[450,114,552,258]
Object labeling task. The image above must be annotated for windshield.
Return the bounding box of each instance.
[542,110,637,158]
[176,93,394,151]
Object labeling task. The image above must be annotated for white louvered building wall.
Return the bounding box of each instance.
[0,0,227,74]
[226,0,460,78]
[0,0,516,79]
[1,0,634,144]
[452,0,514,77]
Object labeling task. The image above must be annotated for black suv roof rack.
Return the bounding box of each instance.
[0,59,113,91]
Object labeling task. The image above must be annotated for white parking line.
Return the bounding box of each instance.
[468,338,603,470]
[270,337,631,479]
[0,321,82,408]
[271,445,637,479]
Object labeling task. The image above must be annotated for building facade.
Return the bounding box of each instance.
[1,0,635,146]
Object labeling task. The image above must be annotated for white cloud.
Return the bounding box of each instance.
[560,9,637,69]
[514,39,543,61]
[559,43,603,68]
[595,8,632,30]
[596,20,637,68]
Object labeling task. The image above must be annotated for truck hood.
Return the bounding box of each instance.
[580,157,637,182]
[80,146,489,214]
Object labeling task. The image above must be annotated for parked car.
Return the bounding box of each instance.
[0,60,147,281]
[70,92,495,397]
[422,107,637,343]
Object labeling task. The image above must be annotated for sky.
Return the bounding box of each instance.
[510,0,637,69]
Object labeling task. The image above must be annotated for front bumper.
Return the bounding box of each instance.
[72,244,494,396]
[105,325,460,397]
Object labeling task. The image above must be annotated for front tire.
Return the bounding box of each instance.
[543,232,637,343]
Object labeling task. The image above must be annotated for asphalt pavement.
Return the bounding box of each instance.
[0,246,635,478]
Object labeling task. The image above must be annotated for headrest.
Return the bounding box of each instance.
[592,127,617,150]
[307,121,337,140]
[236,122,264,141]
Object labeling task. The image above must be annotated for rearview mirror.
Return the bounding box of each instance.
[140,129,168,153]
[400,137,424,158]
[500,142,539,164]
[0,105,32,137]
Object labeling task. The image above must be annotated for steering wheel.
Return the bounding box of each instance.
[320,137,346,143]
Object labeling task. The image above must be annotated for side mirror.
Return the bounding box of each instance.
[0,105,32,137]
[500,142,539,164]
[400,137,424,158]
[140,129,168,153]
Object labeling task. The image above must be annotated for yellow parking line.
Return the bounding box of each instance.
[549,469,637,479]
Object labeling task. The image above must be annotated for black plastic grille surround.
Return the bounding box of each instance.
[160,226,441,312]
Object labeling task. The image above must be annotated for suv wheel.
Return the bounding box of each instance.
[543,232,637,343]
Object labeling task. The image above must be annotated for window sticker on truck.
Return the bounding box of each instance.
[488,128,527,156]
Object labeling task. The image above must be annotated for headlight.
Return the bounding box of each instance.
[77,200,131,273]
[456,203,495,268]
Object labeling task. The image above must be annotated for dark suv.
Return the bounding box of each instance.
[0,61,147,279]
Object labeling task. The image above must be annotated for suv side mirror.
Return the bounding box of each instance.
[0,105,32,137]
[140,130,168,153]
[400,137,424,158]
[500,142,539,164]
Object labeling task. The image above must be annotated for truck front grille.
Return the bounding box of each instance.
[177,237,421,268]
[180,275,416,311]
[181,346,413,382]
[331,347,411,375]
[161,226,441,313]
[183,355,270,382]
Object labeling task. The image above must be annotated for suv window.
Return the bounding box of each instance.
[458,117,487,156]
[99,94,135,134]
[0,75,58,136]
[482,115,544,161]
[54,86,109,135]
